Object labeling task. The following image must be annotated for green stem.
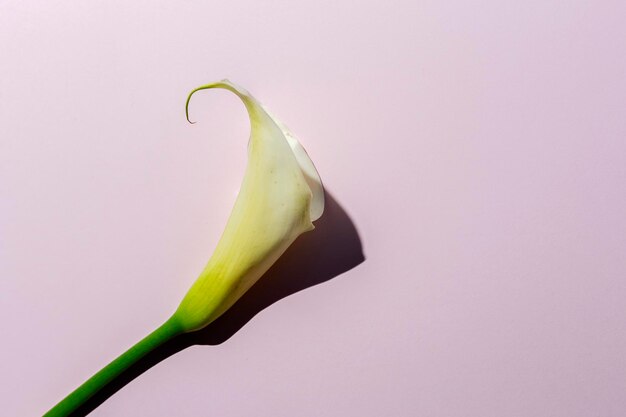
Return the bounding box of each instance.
[44,318,183,417]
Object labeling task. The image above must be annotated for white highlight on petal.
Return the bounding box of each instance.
[217,79,324,221]
[261,107,325,221]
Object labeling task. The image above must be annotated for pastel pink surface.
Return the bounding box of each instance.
[1,1,625,416]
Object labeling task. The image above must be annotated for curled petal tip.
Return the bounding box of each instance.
[185,88,198,124]
[185,83,218,124]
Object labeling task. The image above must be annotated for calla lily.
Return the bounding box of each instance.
[45,80,324,417]
[175,79,324,331]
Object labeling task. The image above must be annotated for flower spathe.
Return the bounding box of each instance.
[174,79,324,331]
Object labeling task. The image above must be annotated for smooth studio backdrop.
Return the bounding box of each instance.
[1,1,625,416]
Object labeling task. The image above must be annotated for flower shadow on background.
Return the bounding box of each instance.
[70,190,364,416]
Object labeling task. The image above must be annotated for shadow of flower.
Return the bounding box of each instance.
[70,190,364,416]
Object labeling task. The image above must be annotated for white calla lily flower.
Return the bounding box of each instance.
[175,79,324,330]
[45,80,324,417]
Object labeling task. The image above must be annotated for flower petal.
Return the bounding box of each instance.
[174,80,324,331]
[259,104,325,221]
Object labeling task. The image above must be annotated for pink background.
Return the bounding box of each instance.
[2,1,626,416]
